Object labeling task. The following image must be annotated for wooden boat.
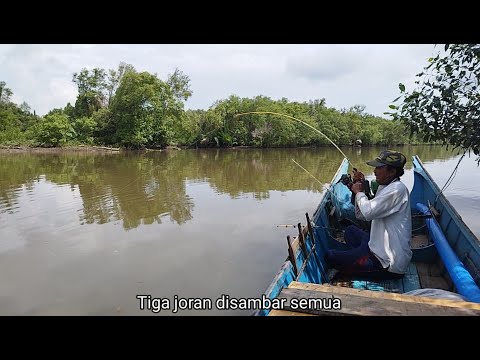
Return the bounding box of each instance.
[256,156,480,316]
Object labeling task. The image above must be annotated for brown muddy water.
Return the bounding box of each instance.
[0,145,478,315]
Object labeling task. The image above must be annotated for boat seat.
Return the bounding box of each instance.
[330,262,421,294]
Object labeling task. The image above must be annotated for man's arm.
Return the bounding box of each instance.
[351,183,408,221]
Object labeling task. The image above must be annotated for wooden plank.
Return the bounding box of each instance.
[276,281,480,316]
[415,262,431,276]
[330,264,421,294]
[302,224,309,238]
[268,309,315,316]
[419,275,450,290]
[382,278,404,293]
[297,223,307,257]
[304,212,328,283]
[411,234,429,248]
[278,287,480,316]
[415,262,450,290]
[290,236,301,255]
[305,212,316,246]
[287,236,298,278]
[292,281,480,309]
[288,281,478,309]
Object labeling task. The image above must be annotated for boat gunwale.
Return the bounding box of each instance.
[257,158,349,314]
[259,155,480,315]
[413,155,480,245]
[313,157,349,218]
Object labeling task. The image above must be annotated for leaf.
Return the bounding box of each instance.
[392,96,402,103]
[445,44,449,52]
[389,105,397,110]
[399,83,405,92]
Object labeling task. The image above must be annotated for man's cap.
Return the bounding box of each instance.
[366,150,406,168]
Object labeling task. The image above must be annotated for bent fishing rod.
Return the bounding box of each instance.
[233,111,354,168]
[118,111,355,195]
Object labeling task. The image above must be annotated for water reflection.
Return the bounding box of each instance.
[0,145,461,231]
[0,145,474,315]
[0,152,195,229]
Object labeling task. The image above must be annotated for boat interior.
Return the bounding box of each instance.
[326,208,449,295]
[264,157,480,316]
[267,207,480,316]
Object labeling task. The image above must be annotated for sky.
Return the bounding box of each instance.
[0,44,444,118]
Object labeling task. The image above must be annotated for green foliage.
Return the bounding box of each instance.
[73,116,97,144]
[0,105,20,131]
[186,109,223,147]
[0,81,13,104]
[92,107,115,144]
[0,83,40,144]
[106,62,136,107]
[110,71,183,148]
[167,68,193,102]
[392,44,480,161]
[64,103,75,118]
[72,68,108,118]
[34,113,76,146]
[183,94,429,149]
[169,112,198,145]
[2,60,437,150]
[46,107,66,117]
[0,126,26,145]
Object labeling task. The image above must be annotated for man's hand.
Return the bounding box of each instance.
[352,168,365,182]
[351,182,364,194]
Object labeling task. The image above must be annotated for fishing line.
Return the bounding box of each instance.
[290,158,340,200]
[234,111,353,168]
[291,159,327,189]
[290,158,345,209]
[115,111,354,195]
[233,111,357,225]
[433,150,466,207]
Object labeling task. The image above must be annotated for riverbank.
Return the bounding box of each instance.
[0,143,430,154]
[0,145,121,154]
[0,144,309,154]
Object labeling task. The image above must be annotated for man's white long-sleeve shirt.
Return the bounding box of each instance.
[355,180,412,274]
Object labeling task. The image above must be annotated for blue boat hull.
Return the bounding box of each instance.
[257,156,480,316]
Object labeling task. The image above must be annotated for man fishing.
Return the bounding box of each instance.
[325,150,412,280]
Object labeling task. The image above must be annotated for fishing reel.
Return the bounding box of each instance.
[337,168,374,202]
[337,168,362,189]
[338,174,354,188]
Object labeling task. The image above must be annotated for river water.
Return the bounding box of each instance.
[0,145,478,315]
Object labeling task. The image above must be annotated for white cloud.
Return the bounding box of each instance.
[0,44,441,117]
